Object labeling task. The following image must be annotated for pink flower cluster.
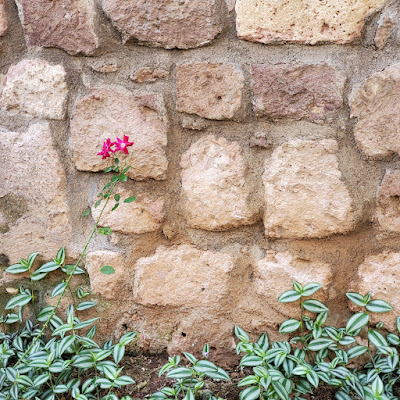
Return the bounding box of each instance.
[97,135,134,159]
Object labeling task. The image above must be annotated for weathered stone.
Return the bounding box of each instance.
[90,61,119,74]
[102,0,221,49]
[0,0,7,36]
[180,115,210,131]
[1,59,68,120]
[252,64,343,122]
[177,63,244,120]
[226,0,236,12]
[85,251,128,300]
[375,16,395,50]
[181,136,257,231]
[355,252,400,331]
[70,86,168,180]
[131,67,169,83]
[375,170,400,232]
[15,0,98,55]
[91,189,165,234]
[249,133,272,148]
[133,245,235,307]
[263,139,355,238]
[350,64,400,159]
[0,123,71,264]
[236,0,386,45]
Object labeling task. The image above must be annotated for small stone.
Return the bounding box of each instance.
[350,64,400,159]
[0,123,71,264]
[181,135,257,231]
[131,67,169,83]
[249,133,272,148]
[85,251,128,300]
[1,59,68,120]
[15,0,98,55]
[102,0,221,49]
[375,16,395,50]
[176,63,244,120]
[252,63,343,122]
[90,61,119,74]
[263,139,355,238]
[5,288,18,295]
[180,115,210,131]
[70,86,168,180]
[375,170,400,232]
[133,245,235,307]
[91,190,165,234]
[236,0,386,45]
[226,0,236,12]
[0,0,7,36]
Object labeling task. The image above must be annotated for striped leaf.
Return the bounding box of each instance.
[240,386,260,400]
[240,354,263,367]
[194,360,218,373]
[257,333,269,351]
[347,345,368,359]
[76,301,97,311]
[368,329,387,348]
[114,375,135,386]
[345,312,369,334]
[113,343,125,364]
[5,293,31,310]
[238,375,259,387]
[166,367,193,379]
[292,280,303,293]
[302,283,322,297]
[278,290,301,303]
[52,282,66,298]
[59,335,75,356]
[366,300,393,313]
[346,293,367,307]
[73,317,99,330]
[5,263,29,274]
[279,319,301,334]
[387,333,400,346]
[38,307,55,322]
[36,261,59,274]
[335,391,352,400]
[204,367,230,381]
[234,326,250,342]
[371,376,383,395]
[308,338,334,351]
[303,300,328,313]
[306,370,319,388]
[272,381,289,400]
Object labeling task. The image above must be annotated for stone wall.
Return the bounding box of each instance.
[1,0,400,364]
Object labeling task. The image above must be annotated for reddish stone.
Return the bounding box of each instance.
[252,63,343,122]
[0,0,7,36]
[15,0,98,55]
[102,0,221,49]
[131,67,169,83]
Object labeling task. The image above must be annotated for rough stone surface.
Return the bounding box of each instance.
[133,245,235,307]
[252,64,343,122]
[177,63,244,120]
[254,251,333,319]
[180,115,210,131]
[0,0,7,36]
[226,0,236,12]
[375,170,400,232]
[91,189,165,234]
[131,67,169,83]
[85,251,128,299]
[181,136,256,231]
[350,64,400,159]
[374,16,395,50]
[102,0,221,49]
[15,0,98,55]
[70,86,168,180]
[0,123,71,264]
[1,59,68,120]
[355,252,400,331]
[90,61,119,74]
[236,0,386,45]
[263,139,355,239]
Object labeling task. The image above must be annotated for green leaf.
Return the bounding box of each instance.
[238,376,259,387]
[368,329,388,348]
[204,367,230,381]
[347,345,368,359]
[98,227,112,235]
[5,293,32,309]
[59,335,75,356]
[27,251,40,268]
[115,375,135,386]
[396,317,400,333]
[36,261,60,274]
[74,317,99,330]
[114,343,125,364]
[56,247,66,264]
[303,299,328,313]
[94,199,101,208]
[240,354,263,367]
[123,196,136,203]
[52,282,66,297]
[335,391,352,400]
[302,283,322,297]
[5,263,29,274]
[38,306,55,322]
[166,367,193,379]
[387,333,400,346]
[278,290,302,303]
[371,376,383,395]
[240,386,260,400]
[366,300,393,313]
[279,319,301,333]
[292,280,303,293]
[306,370,319,388]
[114,194,120,201]
[76,301,97,311]
[345,312,369,334]
[234,325,250,342]
[346,292,367,307]
[183,352,197,364]
[100,265,115,275]
[272,381,289,400]
[308,338,334,351]
[112,203,119,211]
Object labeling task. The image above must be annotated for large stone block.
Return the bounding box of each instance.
[350,64,400,159]
[15,0,98,55]
[181,136,257,231]
[375,170,400,233]
[133,245,235,307]
[176,63,244,120]
[252,63,343,122]
[1,59,68,120]
[0,0,7,36]
[0,123,71,264]
[263,139,355,238]
[91,189,165,234]
[102,0,221,49]
[236,0,386,45]
[70,86,168,180]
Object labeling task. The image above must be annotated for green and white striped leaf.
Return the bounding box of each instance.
[292,280,303,293]
[36,261,59,273]
[303,300,328,313]
[278,290,301,303]
[366,300,393,313]
[272,381,289,400]
[257,333,269,351]
[346,293,367,307]
[38,306,55,322]
[234,326,250,342]
[73,317,99,330]
[347,345,368,359]
[5,293,31,310]
[239,354,263,367]
[59,335,75,356]
[204,367,230,381]
[238,376,259,387]
[345,312,369,334]
[368,329,387,348]
[194,360,218,373]
[114,375,135,386]
[279,319,301,333]
[5,314,20,324]
[306,370,319,388]
[33,373,50,387]
[52,282,66,297]
[335,391,352,400]
[302,283,322,297]
[371,376,383,395]
[308,338,334,351]
[166,367,193,379]
[113,343,125,364]
[387,333,400,346]
[76,301,97,311]
[5,263,29,274]
[240,386,260,400]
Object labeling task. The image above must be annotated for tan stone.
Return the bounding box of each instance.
[236,0,386,45]
[91,189,165,234]
[70,86,168,180]
[181,136,257,231]
[251,64,343,122]
[15,0,98,55]
[180,115,210,131]
[350,64,400,159]
[85,251,128,300]
[102,0,221,49]
[0,0,7,36]
[90,61,119,74]
[176,63,244,120]
[375,170,400,232]
[0,123,71,264]
[263,139,355,238]
[131,67,169,83]
[133,245,235,307]
[375,16,395,50]
[355,252,400,331]
[226,0,236,12]
[1,59,68,120]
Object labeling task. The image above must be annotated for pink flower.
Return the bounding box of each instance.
[97,138,115,159]
[114,135,134,155]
